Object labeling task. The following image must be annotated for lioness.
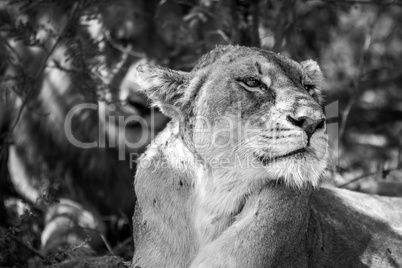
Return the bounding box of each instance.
[131,45,402,267]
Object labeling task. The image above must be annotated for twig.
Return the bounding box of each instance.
[338,168,398,188]
[103,44,133,86]
[211,30,231,44]
[0,37,28,98]
[111,237,132,254]
[338,8,382,140]
[100,232,116,256]
[34,2,80,80]
[338,172,377,188]
[119,209,132,235]
[104,30,145,58]
[0,35,23,65]
[45,235,92,262]
[71,226,116,256]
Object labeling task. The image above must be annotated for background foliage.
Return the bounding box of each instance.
[0,0,401,266]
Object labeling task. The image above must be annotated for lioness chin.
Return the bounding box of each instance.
[131,45,402,268]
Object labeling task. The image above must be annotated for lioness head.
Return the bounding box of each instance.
[134,45,329,189]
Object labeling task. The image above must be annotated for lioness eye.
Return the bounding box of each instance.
[301,77,315,94]
[244,79,261,87]
[304,84,315,93]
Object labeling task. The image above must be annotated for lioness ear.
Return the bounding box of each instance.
[300,60,323,86]
[134,64,190,118]
[300,60,324,104]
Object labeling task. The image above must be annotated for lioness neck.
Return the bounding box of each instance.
[192,184,312,267]
[192,147,314,250]
[134,121,314,267]
[193,171,313,267]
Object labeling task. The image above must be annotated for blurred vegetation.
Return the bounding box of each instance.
[0,0,402,267]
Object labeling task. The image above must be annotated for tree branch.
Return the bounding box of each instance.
[103,30,145,58]
[5,1,80,139]
[0,1,81,167]
[0,36,24,72]
[250,0,261,48]
[337,167,399,188]
[339,8,382,140]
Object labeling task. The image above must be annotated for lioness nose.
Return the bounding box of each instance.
[287,115,325,140]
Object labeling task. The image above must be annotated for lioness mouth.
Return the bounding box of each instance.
[256,148,307,165]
